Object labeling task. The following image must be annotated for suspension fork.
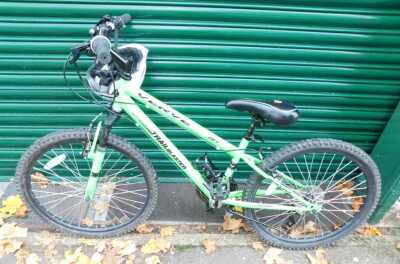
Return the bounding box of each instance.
[84,110,120,200]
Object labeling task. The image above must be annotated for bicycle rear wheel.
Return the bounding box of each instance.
[16,129,158,237]
[243,138,380,249]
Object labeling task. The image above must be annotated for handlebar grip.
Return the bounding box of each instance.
[90,36,112,65]
[115,13,132,29]
[120,13,132,24]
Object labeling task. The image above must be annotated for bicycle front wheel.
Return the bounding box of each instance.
[16,129,158,237]
[243,138,381,249]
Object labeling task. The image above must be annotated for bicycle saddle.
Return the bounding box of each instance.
[225,99,299,126]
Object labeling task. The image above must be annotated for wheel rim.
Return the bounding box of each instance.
[251,150,369,241]
[27,139,150,232]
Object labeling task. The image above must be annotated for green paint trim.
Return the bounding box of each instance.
[369,100,400,223]
[112,83,314,210]
[222,199,310,212]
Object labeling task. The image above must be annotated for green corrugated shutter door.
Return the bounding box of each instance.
[1,1,400,182]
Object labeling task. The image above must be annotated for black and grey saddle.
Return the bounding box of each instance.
[225,99,299,126]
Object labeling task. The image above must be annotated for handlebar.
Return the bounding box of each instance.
[68,14,132,65]
[90,36,112,65]
[114,14,132,30]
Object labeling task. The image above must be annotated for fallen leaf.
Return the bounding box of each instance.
[351,197,364,211]
[242,222,253,233]
[160,226,176,237]
[263,247,293,264]
[0,223,28,239]
[357,225,382,237]
[202,239,217,253]
[251,241,265,251]
[31,172,49,189]
[233,205,244,213]
[60,247,82,264]
[15,245,30,264]
[306,248,332,264]
[102,243,122,264]
[0,239,23,257]
[26,253,41,264]
[120,242,136,256]
[90,252,103,264]
[15,205,28,218]
[136,224,154,234]
[78,254,91,264]
[222,214,244,234]
[396,241,400,251]
[289,221,319,237]
[125,255,136,264]
[110,240,129,251]
[81,217,94,227]
[336,181,354,197]
[145,255,161,264]
[141,238,171,255]
[95,240,106,253]
[44,244,58,263]
[0,195,25,215]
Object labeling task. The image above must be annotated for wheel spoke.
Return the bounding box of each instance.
[25,135,150,233]
[250,144,373,243]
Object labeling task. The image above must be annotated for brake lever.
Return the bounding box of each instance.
[69,42,90,64]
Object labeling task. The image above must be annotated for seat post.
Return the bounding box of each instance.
[244,116,263,140]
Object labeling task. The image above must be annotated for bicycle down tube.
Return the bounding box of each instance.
[110,80,314,212]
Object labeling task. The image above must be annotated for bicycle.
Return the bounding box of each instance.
[16,14,381,249]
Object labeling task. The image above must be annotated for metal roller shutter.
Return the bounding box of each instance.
[0,1,399,183]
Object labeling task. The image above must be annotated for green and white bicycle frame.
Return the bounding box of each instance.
[84,45,320,214]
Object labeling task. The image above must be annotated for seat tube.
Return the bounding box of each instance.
[223,137,249,183]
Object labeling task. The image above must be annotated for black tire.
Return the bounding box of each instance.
[16,129,158,237]
[243,138,381,249]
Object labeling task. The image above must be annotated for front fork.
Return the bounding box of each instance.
[83,110,120,201]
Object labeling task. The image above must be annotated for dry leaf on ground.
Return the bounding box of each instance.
[145,255,161,264]
[289,221,319,237]
[160,226,176,237]
[119,242,137,256]
[31,172,49,189]
[357,225,382,237]
[81,217,94,227]
[136,224,154,234]
[0,223,28,239]
[0,239,23,257]
[202,239,217,253]
[263,247,293,264]
[44,244,58,263]
[26,253,42,264]
[94,240,107,253]
[306,248,332,264]
[0,195,25,215]
[251,241,265,251]
[90,252,103,264]
[15,245,30,264]
[222,214,245,234]
[125,255,136,264]
[15,205,28,218]
[60,247,91,264]
[102,243,122,264]
[395,241,400,251]
[141,238,171,255]
[351,197,364,211]
[335,181,354,197]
